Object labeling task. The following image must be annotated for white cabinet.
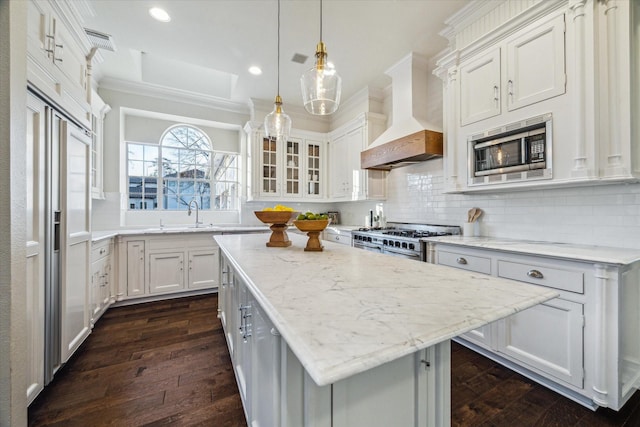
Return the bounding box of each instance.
[149,251,185,294]
[323,228,352,246]
[429,240,640,410]
[60,119,92,364]
[219,250,450,427]
[27,0,91,129]
[188,248,219,289]
[246,122,327,201]
[90,90,110,199]
[436,1,640,192]
[90,238,113,325]
[117,233,219,301]
[328,113,387,201]
[459,13,566,126]
[459,48,501,125]
[125,240,145,297]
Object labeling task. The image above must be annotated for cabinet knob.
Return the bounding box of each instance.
[456,257,467,265]
[527,269,544,279]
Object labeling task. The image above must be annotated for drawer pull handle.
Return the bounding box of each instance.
[456,257,467,265]
[527,269,544,279]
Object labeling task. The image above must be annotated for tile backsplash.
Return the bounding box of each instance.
[382,159,640,249]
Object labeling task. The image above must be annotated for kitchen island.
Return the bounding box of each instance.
[215,233,558,426]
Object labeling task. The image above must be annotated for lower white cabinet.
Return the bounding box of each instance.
[149,252,185,294]
[429,241,640,410]
[322,228,352,246]
[219,251,450,427]
[90,238,113,325]
[117,233,219,301]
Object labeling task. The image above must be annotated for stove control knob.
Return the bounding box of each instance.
[409,243,415,250]
[395,241,400,247]
[402,242,408,249]
[383,239,388,245]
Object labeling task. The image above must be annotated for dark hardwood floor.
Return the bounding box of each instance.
[29,294,640,426]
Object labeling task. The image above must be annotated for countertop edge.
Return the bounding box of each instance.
[422,236,640,265]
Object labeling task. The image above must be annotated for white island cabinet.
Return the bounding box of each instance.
[425,236,640,411]
[215,234,557,426]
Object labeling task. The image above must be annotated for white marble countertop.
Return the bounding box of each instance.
[214,233,558,387]
[91,225,268,242]
[422,236,640,265]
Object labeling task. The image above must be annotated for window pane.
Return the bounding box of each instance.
[143,145,158,162]
[128,160,144,176]
[128,144,144,160]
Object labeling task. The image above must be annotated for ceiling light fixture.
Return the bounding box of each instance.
[300,0,342,115]
[248,66,262,76]
[149,7,171,22]
[264,0,292,143]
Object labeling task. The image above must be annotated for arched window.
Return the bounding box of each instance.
[127,124,238,211]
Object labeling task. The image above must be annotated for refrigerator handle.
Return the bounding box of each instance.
[54,210,61,251]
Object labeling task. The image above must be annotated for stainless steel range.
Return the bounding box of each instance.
[351,222,461,261]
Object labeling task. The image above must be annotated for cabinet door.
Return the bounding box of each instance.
[346,128,366,200]
[459,48,501,126]
[250,300,281,427]
[283,138,302,197]
[496,298,584,388]
[149,252,185,294]
[305,140,324,198]
[49,11,87,102]
[259,136,279,196]
[506,13,566,111]
[126,240,145,296]
[235,280,252,419]
[329,134,349,199]
[90,259,102,323]
[60,120,92,363]
[188,248,219,289]
[26,93,47,405]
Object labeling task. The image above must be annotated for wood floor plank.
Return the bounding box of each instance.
[29,295,640,427]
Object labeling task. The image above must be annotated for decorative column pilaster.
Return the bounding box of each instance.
[570,0,589,177]
[592,263,610,406]
[603,0,624,175]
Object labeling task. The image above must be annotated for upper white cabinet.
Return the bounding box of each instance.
[459,48,502,126]
[27,0,91,128]
[459,13,565,126]
[90,90,111,199]
[436,0,639,192]
[328,113,387,201]
[246,123,327,201]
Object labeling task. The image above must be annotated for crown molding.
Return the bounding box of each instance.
[99,77,251,115]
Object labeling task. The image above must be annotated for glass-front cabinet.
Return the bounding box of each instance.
[246,122,326,201]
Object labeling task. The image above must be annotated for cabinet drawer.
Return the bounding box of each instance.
[323,231,351,246]
[91,241,111,261]
[498,260,583,294]
[438,250,491,274]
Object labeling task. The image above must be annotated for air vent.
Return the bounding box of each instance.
[84,28,116,51]
[506,172,522,181]
[488,174,502,182]
[291,53,308,64]
[527,169,544,178]
[472,177,484,185]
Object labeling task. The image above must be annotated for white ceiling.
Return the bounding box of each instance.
[83,0,470,110]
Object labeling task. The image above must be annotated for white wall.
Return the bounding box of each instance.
[383,159,640,250]
[1,1,28,425]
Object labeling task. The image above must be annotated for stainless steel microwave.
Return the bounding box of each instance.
[468,113,553,186]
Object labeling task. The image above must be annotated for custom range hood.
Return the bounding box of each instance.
[361,53,443,171]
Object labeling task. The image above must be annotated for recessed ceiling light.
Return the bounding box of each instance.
[248,66,262,76]
[149,7,171,22]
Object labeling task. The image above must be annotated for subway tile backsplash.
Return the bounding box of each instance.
[381,159,640,249]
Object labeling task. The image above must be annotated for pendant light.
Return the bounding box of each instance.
[300,0,342,115]
[264,0,292,143]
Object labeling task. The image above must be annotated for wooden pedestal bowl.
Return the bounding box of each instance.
[293,219,330,251]
[254,211,299,247]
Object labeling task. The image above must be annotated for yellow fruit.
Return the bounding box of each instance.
[264,207,274,211]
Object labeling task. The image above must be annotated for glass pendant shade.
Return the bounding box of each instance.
[301,41,342,115]
[264,95,292,142]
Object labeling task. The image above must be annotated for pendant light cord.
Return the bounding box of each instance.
[277,0,281,96]
[319,0,323,42]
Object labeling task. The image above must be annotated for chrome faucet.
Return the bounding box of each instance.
[187,199,202,228]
